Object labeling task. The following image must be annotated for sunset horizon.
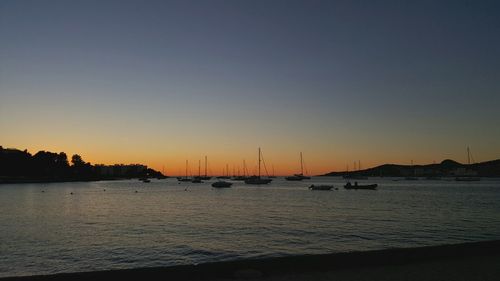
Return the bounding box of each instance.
[1,1,500,280]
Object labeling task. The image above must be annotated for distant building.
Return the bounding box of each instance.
[94,164,147,177]
[451,167,478,176]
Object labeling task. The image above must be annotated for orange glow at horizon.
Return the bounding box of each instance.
[2,141,496,176]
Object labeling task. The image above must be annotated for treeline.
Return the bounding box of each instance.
[0,146,163,183]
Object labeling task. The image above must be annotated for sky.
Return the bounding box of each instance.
[1,0,499,175]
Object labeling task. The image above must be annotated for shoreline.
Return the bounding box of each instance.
[2,240,500,280]
[0,177,160,184]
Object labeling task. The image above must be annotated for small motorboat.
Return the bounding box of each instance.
[191,179,203,183]
[309,184,333,191]
[285,174,311,181]
[212,181,233,188]
[344,182,377,190]
[244,176,272,185]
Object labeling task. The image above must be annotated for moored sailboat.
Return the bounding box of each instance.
[455,147,481,181]
[285,152,311,181]
[244,148,272,185]
[178,160,192,182]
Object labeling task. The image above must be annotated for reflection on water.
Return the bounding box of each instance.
[1,177,500,277]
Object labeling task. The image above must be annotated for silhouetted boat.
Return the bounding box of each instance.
[191,178,203,183]
[309,184,333,190]
[268,165,277,178]
[194,156,212,180]
[212,181,232,188]
[455,147,480,182]
[178,160,192,182]
[217,164,231,179]
[344,182,377,190]
[244,148,272,185]
[285,152,311,181]
[405,160,419,180]
[343,160,368,179]
[245,175,272,185]
[140,178,150,183]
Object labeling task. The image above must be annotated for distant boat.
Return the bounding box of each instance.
[309,184,333,191]
[269,165,277,178]
[178,160,192,182]
[405,160,419,180]
[191,178,203,183]
[141,178,150,183]
[194,156,212,180]
[343,160,368,180]
[233,160,249,180]
[212,181,232,188]
[217,164,231,179]
[344,182,377,190]
[455,147,480,182]
[244,148,272,185]
[285,152,311,181]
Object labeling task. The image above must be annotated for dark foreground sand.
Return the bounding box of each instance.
[3,240,500,281]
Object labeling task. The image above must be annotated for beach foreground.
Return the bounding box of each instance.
[2,240,500,281]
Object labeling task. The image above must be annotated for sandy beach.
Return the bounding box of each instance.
[3,240,499,281]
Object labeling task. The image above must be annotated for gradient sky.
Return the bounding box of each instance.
[1,0,499,175]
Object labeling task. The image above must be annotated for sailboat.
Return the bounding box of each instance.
[285,152,311,181]
[405,160,419,180]
[191,160,203,183]
[178,160,192,182]
[268,165,277,178]
[194,156,212,180]
[455,147,480,181]
[233,160,249,180]
[244,148,272,185]
[217,164,231,179]
[343,160,368,180]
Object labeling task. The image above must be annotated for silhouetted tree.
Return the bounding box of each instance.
[71,154,85,167]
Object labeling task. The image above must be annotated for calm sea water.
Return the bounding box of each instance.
[1,177,500,277]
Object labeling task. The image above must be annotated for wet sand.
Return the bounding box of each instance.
[2,240,500,281]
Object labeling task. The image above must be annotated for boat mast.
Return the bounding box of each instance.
[258,147,261,178]
[198,160,201,177]
[300,152,304,176]
[204,156,208,177]
[185,160,188,179]
[467,146,471,165]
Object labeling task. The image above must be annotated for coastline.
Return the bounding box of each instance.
[2,240,500,281]
[0,177,148,184]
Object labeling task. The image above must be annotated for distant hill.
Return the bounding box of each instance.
[322,159,500,177]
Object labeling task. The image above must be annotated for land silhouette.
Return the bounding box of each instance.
[323,159,500,178]
[0,146,164,183]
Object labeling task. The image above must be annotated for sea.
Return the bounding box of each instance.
[1,177,500,277]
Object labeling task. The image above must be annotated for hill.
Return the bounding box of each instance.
[322,159,500,177]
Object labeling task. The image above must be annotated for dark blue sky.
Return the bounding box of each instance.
[1,0,499,172]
